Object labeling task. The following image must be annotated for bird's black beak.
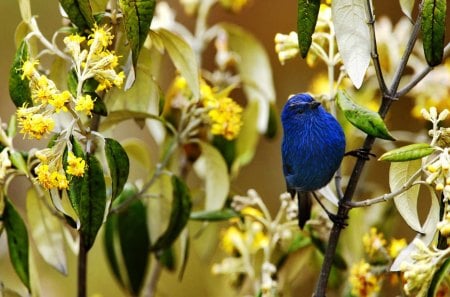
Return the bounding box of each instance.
[310,101,321,109]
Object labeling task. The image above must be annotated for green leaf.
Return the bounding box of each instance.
[151,176,192,251]
[336,90,395,140]
[190,208,239,221]
[400,0,415,21]
[220,23,276,134]
[193,142,229,211]
[119,0,156,66]
[151,29,200,99]
[105,138,130,200]
[79,154,107,251]
[379,143,435,162]
[67,137,85,215]
[4,198,30,290]
[390,160,422,232]
[421,0,447,66]
[118,199,150,294]
[9,151,28,175]
[9,40,32,108]
[297,0,320,58]
[332,0,370,88]
[26,188,67,274]
[427,258,450,297]
[59,0,95,31]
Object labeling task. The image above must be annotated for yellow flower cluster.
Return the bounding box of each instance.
[65,24,125,93]
[34,144,86,190]
[201,81,243,140]
[17,107,55,140]
[362,227,387,258]
[349,260,381,297]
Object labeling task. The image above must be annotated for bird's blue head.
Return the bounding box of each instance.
[281,93,322,123]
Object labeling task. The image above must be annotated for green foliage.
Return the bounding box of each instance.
[104,185,150,295]
[421,0,447,66]
[59,0,95,31]
[79,154,107,251]
[297,0,320,58]
[336,90,395,140]
[9,41,32,108]
[151,176,192,252]
[4,198,30,291]
[105,138,130,200]
[119,0,156,66]
[379,143,435,162]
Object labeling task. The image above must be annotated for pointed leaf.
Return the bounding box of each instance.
[9,151,28,175]
[59,0,95,31]
[190,208,239,221]
[336,90,395,140]
[9,40,32,108]
[152,29,200,99]
[220,23,275,133]
[421,0,447,66]
[400,0,415,21]
[297,0,320,58]
[379,143,435,162]
[193,142,229,211]
[151,176,192,251]
[119,0,156,66]
[79,154,107,251]
[390,160,422,232]
[332,0,370,88]
[26,188,67,274]
[4,198,30,290]
[105,138,130,200]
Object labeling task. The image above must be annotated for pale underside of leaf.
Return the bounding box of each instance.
[27,188,67,274]
[332,0,371,88]
[193,141,230,211]
[390,160,422,232]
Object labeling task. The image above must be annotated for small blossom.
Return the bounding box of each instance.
[66,151,86,177]
[21,60,39,80]
[274,32,299,65]
[75,94,95,116]
[17,109,55,139]
[35,164,68,190]
[362,227,387,258]
[388,238,407,258]
[349,260,381,297]
[49,90,71,113]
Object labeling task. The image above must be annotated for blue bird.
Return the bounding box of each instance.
[281,93,346,228]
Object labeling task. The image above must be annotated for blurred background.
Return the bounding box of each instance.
[0,0,449,296]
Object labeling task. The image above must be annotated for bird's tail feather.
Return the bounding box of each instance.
[297,191,312,229]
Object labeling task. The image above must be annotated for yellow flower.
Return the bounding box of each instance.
[88,24,113,51]
[221,226,244,254]
[35,164,68,190]
[219,0,249,12]
[17,109,55,139]
[49,90,71,113]
[349,260,381,297]
[208,97,243,140]
[75,94,95,116]
[63,34,86,57]
[241,206,264,218]
[31,75,58,105]
[362,227,387,258]
[66,151,86,177]
[388,238,407,258]
[21,60,39,80]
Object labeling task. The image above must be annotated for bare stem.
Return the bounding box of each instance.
[77,234,87,297]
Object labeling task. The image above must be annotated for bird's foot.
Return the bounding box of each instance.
[328,212,349,228]
[345,148,376,161]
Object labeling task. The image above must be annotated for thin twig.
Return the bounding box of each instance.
[397,42,450,97]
